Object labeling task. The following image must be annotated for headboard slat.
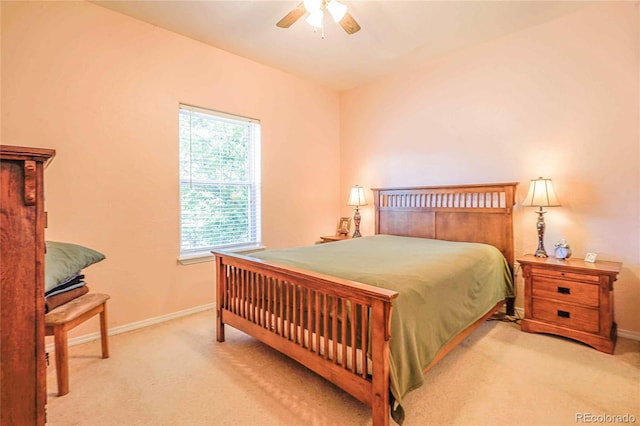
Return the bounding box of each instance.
[372,182,518,267]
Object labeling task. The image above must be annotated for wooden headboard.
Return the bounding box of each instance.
[372,182,518,267]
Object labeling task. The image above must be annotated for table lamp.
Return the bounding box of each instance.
[347,185,367,238]
[522,177,561,257]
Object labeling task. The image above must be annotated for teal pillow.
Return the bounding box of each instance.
[45,241,105,292]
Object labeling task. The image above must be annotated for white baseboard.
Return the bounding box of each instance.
[46,303,215,352]
[513,307,639,342]
[617,328,640,341]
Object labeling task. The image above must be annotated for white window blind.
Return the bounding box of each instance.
[179,104,261,254]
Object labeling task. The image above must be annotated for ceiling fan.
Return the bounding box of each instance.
[276,0,361,35]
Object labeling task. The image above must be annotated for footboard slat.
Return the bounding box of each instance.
[278,279,284,337]
[332,297,338,365]
[314,291,320,355]
[351,303,357,374]
[323,294,329,360]
[214,251,398,426]
[361,306,369,378]
[341,298,347,369]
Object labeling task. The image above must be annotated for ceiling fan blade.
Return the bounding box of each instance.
[339,12,361,35]
[276,2,307,28]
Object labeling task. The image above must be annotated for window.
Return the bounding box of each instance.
[179,104,261,257]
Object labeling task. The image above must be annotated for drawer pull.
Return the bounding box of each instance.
[557,286,571,295]
[557,310,571,318]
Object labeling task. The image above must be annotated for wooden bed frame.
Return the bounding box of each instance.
[213,182,518,426]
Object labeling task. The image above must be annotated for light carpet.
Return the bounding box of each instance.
[46,309,639,426]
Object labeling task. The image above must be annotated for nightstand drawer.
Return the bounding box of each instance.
[530,267,600,283]
[531,277,599,307]
[531,299,599,333]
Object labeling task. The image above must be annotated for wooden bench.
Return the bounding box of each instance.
[45,293,110,396]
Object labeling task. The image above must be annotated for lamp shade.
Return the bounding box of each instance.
[305,9,323,28]
[327,0,347,22]
[347,185,367,207]
[303,0,322,12]
[522,177,561,207]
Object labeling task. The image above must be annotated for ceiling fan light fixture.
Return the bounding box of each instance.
[306,9,324,29]
[276,0,360,35]
[303,0,323,13]
[327,0,347,22]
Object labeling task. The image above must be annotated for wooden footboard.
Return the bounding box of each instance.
[214,251,398,426]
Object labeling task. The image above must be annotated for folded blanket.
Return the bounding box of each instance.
[45,273,85,297]
[45,285,89,313]
[45,281,87,299]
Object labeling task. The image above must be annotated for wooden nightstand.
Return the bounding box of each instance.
[319,234,352,243]
[517,255,622,354]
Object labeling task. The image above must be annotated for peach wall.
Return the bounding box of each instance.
[340,3,640,334]
[1,1,341,333]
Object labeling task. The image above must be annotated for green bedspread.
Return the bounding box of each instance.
[251,234,513,418]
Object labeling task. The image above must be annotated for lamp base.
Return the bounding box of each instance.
[534,248,548,258]
[352,207,362,238]
[534,208,548,258]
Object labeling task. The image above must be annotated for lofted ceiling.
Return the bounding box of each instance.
[91,1,594,91]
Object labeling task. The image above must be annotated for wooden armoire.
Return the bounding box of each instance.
[1,145,55,425]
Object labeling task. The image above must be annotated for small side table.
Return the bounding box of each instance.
[319,234,352,243]
[517,255,622,354]
[45,293,110,395]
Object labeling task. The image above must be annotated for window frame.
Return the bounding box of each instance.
[178,104,262,263]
